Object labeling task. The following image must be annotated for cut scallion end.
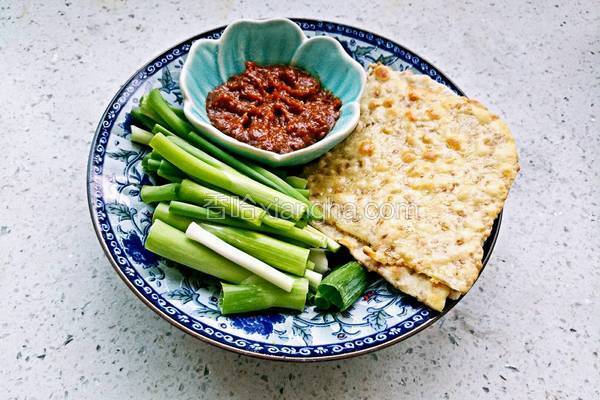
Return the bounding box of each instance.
[160,160,184,176]
[141,155,149,170]
[306,225,340,252]
[146,89,194,137]
[314,261,368,311]
[140,183,180,203]
[219,276,308,315]
[297,189,310,198]
[145,158,161,172]
[157,169,183,183]
[308,249,329,274]
[157,160,185,183]
[285,176,308,189]
[304,269,323,290]
[153,202,192,231]
[185,222,295,292]
[149,151,163,160]
[131,126,154,146]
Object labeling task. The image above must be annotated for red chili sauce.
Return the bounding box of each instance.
[206,61,342,154]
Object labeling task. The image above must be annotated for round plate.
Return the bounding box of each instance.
[87,18,501,362]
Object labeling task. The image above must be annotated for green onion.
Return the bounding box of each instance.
[145,158,161,172]
[168,201,223,220]
[141,154,149,170]
[304,269,322,290]
[149,151,163,160]
[149,133,307,220]
[131,126,154,146]
[285,176,308,189]
[185,222,295,292]
[146,88,194,137]
[306,260,315,270]
[261,230,327,249]
[178,179,265,227]
[169,105,186,120]
[157,160,185,183]
[169,140,299,229]
[167,135,233,171]
[186,132,281,190]
[166,202,327,248]
[199,223,309,276]
[152,123,176,137]
[314,261,368,311]
[141,151,161,173]
[271,169,288,178]
[140,183,180,203]
[297,189,310,198]
[130,107,156,130]
[308,249,329,274]
[261,214,295,230]
[306,225,340,252]
[250,165,298,192]
[169,201,244,227]
[139,95,169,128]
[140,94,320,219]
[250,165,322,220]
[145,220,251,283]
[157,169,182,183]
[169,136,307,226]
[219,275,308,314]
[153,202,192,231]
[295,216,309,228]
[159,160,184,176]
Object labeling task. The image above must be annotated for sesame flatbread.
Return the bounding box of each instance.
[314,221,455,311]
[306,65,519,299]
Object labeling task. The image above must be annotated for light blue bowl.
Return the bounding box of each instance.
[180,18,366,166]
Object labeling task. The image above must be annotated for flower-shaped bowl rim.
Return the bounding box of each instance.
[179,18,366,166]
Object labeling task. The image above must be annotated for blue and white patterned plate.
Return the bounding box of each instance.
[87,19,501,361]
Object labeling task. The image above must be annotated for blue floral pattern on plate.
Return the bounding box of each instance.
[87,19,501,361]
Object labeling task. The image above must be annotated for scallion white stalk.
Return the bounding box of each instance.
[185,222,295,292]
[304,269,322,289]
[131,126,154,146]
[308,249,329,273]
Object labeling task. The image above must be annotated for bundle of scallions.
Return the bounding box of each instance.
[130,89,368,315]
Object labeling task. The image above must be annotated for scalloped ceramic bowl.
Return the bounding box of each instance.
[180,18,366,166]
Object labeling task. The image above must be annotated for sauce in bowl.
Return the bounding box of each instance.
[206,61,342,154]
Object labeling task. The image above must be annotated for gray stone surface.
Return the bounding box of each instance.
[1,1,598,399]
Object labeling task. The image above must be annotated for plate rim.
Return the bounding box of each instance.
[86,18,502,362]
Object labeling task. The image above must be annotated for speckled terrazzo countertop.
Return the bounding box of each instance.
[1,1,598,399]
